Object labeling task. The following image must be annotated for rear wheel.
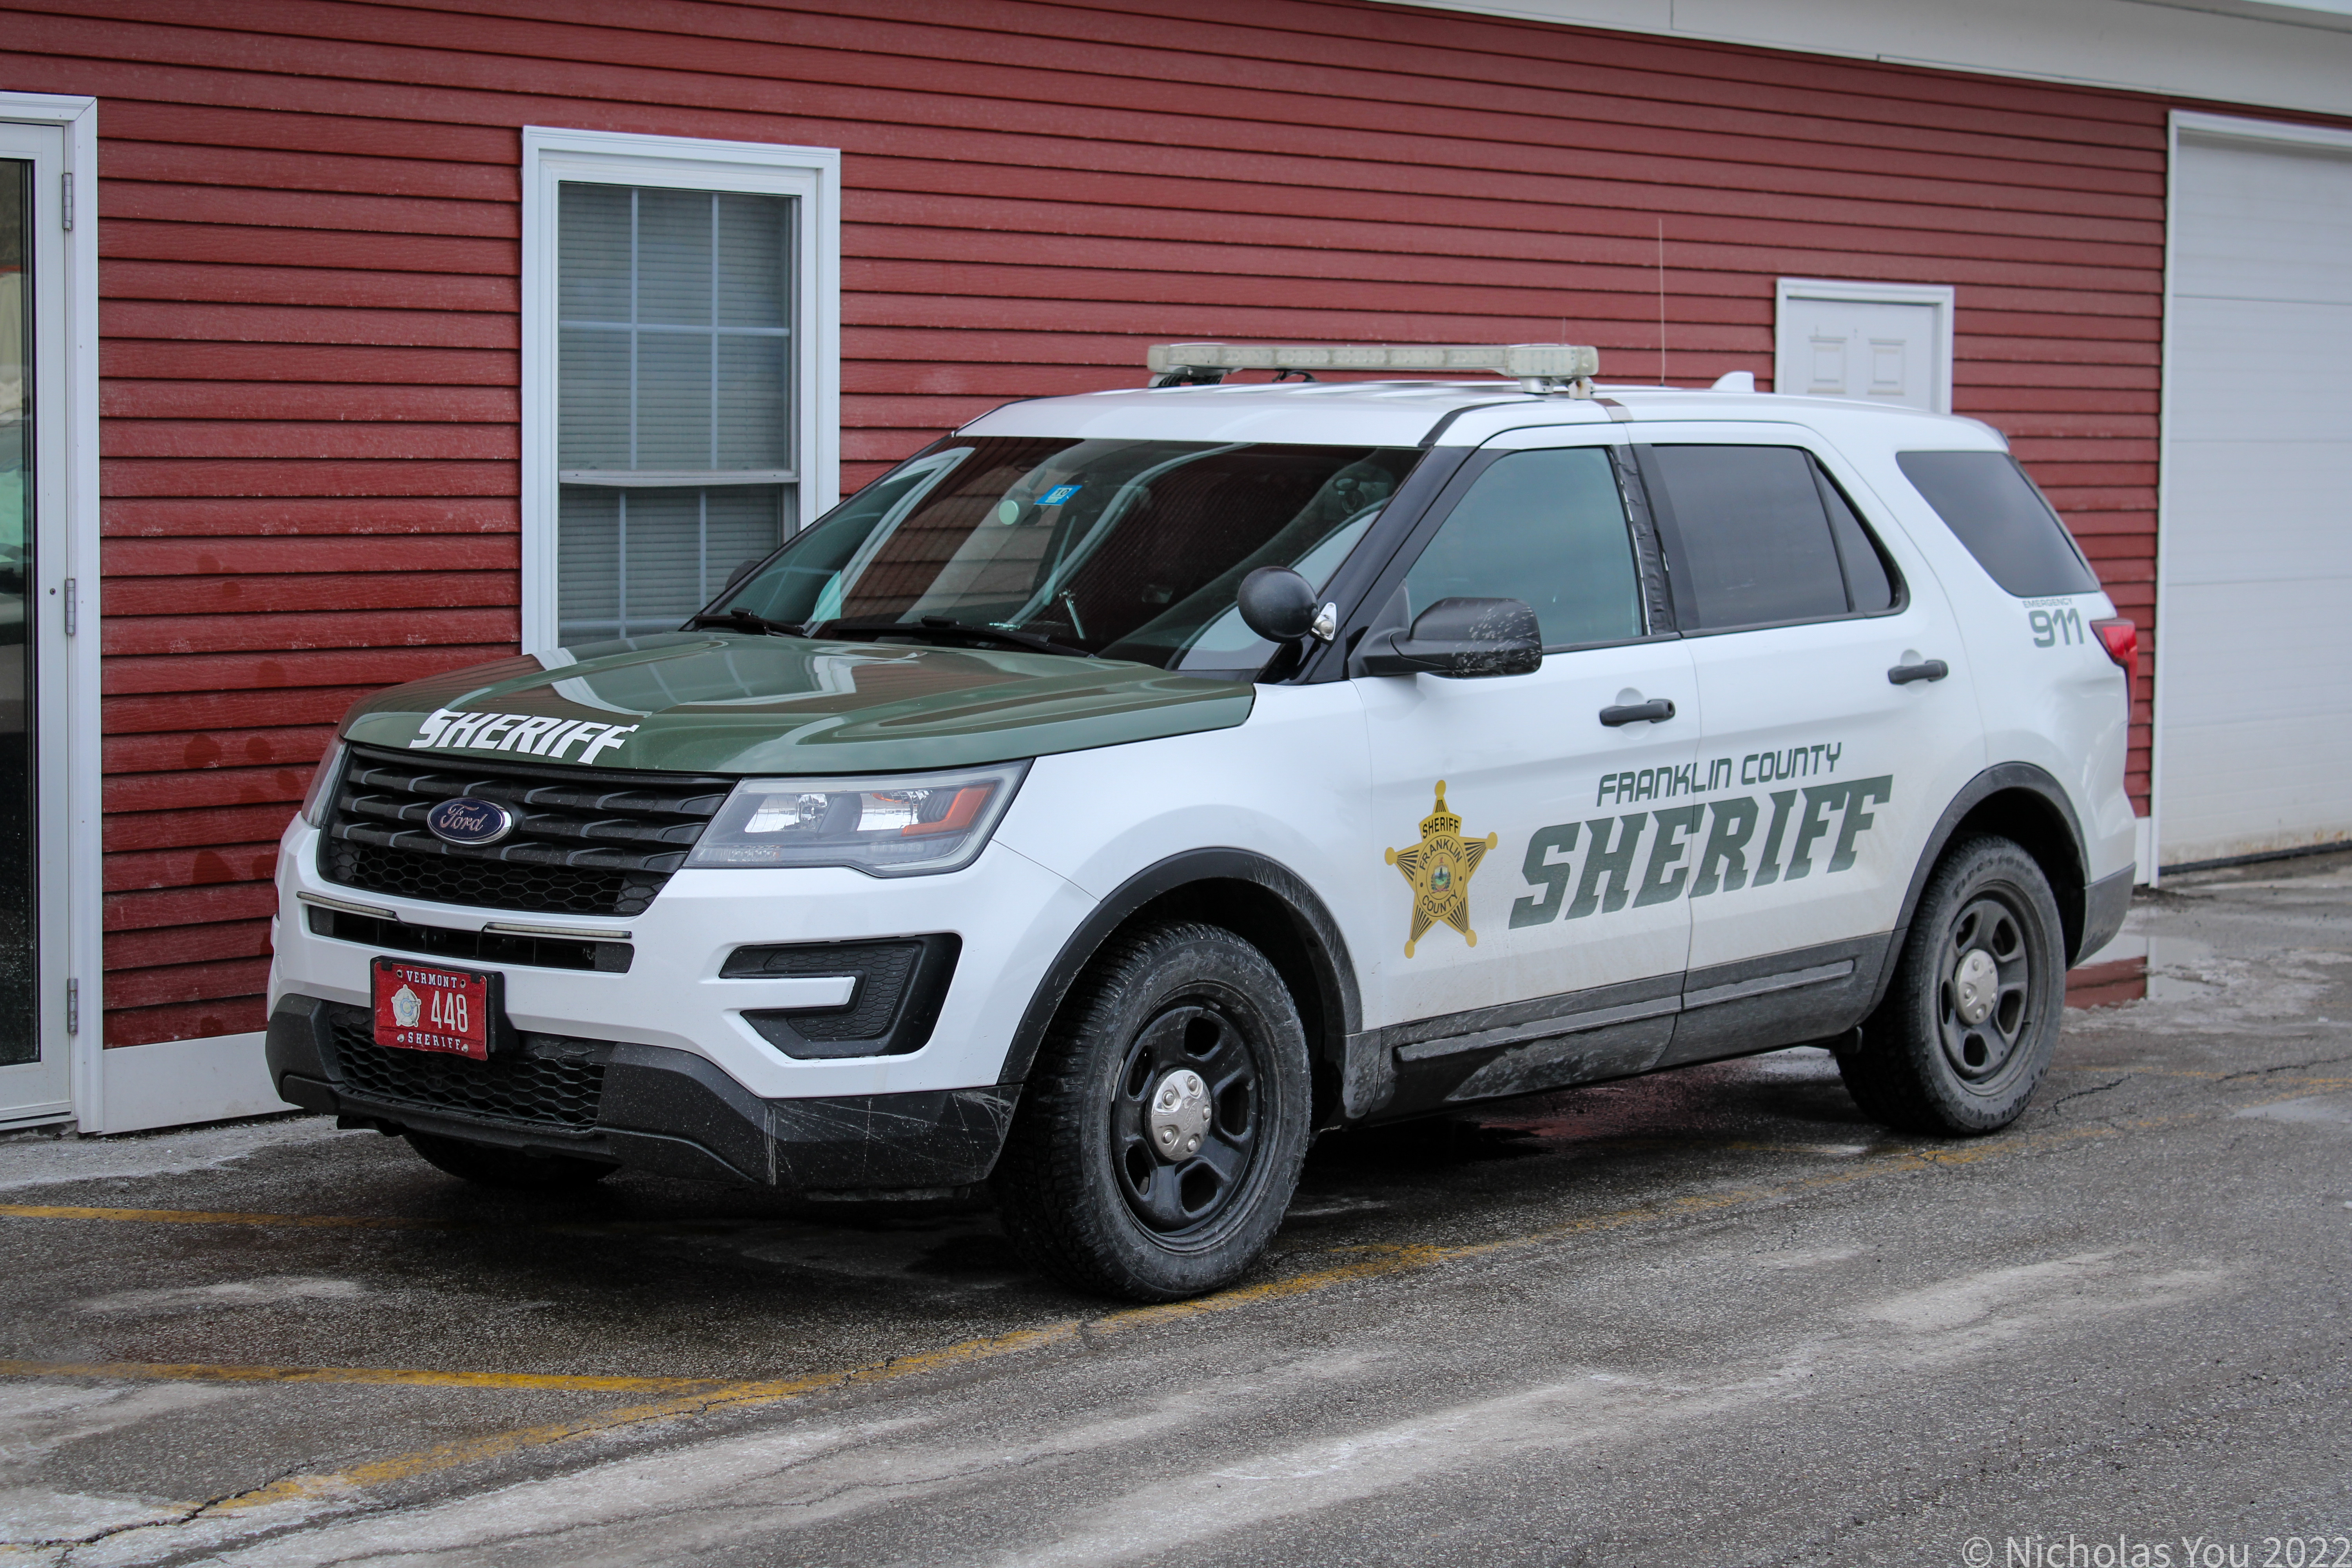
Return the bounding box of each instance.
[993,921,1310,1302]
[1841,833,2067,1136]
[405,1130,617,1190]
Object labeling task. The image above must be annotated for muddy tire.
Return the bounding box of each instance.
[405,1130,617,1190]
[992,921,1311,1302]
[1841,833,2067,1136]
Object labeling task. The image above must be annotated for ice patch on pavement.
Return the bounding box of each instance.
[2234,1094,2352,1128]
[0,1486,191,1546]
[78,1276,367,1316]
[0,1118,349,1194]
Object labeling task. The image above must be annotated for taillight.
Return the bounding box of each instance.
[2091,617,2136,680]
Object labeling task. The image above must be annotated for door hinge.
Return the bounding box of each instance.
[60,171,72,231]
[62,577,76,636]
[66,978,79,1035]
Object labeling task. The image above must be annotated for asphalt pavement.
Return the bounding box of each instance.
[3,853,2349,1566]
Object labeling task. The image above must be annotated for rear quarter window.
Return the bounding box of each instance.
[1895,450,2101,598]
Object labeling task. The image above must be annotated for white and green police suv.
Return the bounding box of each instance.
[269,343,2137,1301]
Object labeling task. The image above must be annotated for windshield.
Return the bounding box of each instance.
[701,437,1422,675]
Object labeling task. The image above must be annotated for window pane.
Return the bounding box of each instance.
[716,192,787,328]
[634,188,712,326]
[557,183,630,323]
[1645,445,1848,629]
[555,325,629,469]
[559,484,787,644]
[556,487,620,640]
[1401,447,1642,646]
[1896,450,2100,597]
[633,332,712,468]
[1820,471,1896,613]
[717,335,788,469]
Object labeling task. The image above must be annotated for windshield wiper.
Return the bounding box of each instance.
[686,608,809,637]
[816,615,1095,659]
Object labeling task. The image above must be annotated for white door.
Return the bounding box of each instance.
[0,120,70,1126]
[1357,437,1697,1038]
[1775,284,1952,413]
[2158,127,2352,866]
[1629,435,1984,1064]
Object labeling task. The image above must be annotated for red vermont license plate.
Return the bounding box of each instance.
[372,957,497,1060]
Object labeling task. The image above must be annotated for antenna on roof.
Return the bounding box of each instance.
[1657,219,1668,387]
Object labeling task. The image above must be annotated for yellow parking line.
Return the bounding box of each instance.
[0,1359,746,1394]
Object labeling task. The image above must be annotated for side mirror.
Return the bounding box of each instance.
[1358,597,1542,679]
[722,557,765,594]
[1236,566,1319,642]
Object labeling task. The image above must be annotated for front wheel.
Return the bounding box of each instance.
[1841,833,2067,1136]
[993,921,1311,1302]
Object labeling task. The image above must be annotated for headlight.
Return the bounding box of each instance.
[686,761,1029,877]
[299,739,348,828]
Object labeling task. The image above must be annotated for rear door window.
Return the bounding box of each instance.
[1400,446,1644,648]
[1639,445,1857,630]
[1895,450,2100,597]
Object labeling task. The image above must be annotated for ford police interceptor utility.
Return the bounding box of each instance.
[268,342,2137,1302]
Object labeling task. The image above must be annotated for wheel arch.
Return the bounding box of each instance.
[998,849,1362,1127]
[1868,764,2092,1013]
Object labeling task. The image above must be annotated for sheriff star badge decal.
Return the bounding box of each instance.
[1385,780,1498,957]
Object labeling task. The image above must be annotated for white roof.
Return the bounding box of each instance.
[957,379,2008,452]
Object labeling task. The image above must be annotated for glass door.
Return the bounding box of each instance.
[0,117,70,1127]
[0,157,33,1070]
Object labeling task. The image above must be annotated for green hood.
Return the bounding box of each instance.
[340,633,1256,775]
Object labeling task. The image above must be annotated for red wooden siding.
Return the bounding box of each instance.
[2,0,2308,1045]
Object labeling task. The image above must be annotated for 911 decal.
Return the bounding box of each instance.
[2031,606,2086,648]
[409,708,641,762]
[1509,775,1894,929]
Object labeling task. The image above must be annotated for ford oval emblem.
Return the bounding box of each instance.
[425,796,514,846]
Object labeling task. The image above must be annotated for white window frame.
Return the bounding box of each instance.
[1773,278,1956,415]
[520,127,841,653]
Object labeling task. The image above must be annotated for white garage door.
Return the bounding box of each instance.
[2159,125,2352,867]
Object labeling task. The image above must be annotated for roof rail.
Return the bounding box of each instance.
[1145,342,1599,396]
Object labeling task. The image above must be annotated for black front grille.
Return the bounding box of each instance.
[306,907,632,973]
[320,745,732,917]
[322,1002,609,1129]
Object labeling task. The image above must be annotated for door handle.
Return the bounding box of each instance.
[1887,659,1949,685]
[1599,698,1676,726]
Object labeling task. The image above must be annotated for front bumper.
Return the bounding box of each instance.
[270,818,1094,1102]
[267,994,1019,1191]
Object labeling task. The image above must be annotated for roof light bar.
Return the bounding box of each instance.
[1146,342,1600,395]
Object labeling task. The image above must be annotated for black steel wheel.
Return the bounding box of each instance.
[1841,833,2066,1136]
[1938,893,2034,1081]
[993,921,1310,1301]
[1111,1002,1263,1238]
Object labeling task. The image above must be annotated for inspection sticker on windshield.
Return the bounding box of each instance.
[1037,483,1084,506]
